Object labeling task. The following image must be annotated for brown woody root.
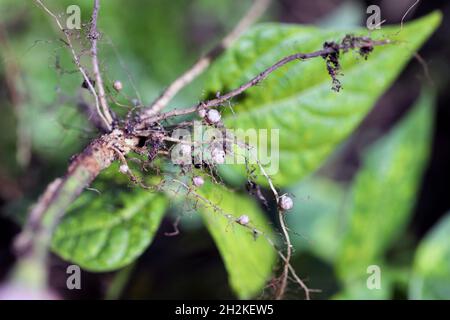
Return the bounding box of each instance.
[14,129,139,260]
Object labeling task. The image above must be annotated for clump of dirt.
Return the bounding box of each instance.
[321,41,342,92]
[321,35,375,92]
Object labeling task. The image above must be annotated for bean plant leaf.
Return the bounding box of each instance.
[409,212,450,299]
[204,12,441,186]
[196,180,276,299]
[51,169,168,271]
[335,91,434,290]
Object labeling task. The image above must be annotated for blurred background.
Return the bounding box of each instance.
[0,0,449,299]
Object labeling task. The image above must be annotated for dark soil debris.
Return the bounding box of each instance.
[322,41,342,92]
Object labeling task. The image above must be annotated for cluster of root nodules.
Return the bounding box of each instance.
[322,34,375,92]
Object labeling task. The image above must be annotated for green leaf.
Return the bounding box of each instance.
[336,91,434,288]
[286,177,350,263]
[196,180,276,299]
[52,184,168,272]
[204,12,441,186]
[409,212,450,299]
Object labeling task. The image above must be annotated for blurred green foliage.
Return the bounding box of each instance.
[0,0,446,300]
[287,91,435,299]
[336,92,434,297]
[287,177,350,263]
[410,212,450,299]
